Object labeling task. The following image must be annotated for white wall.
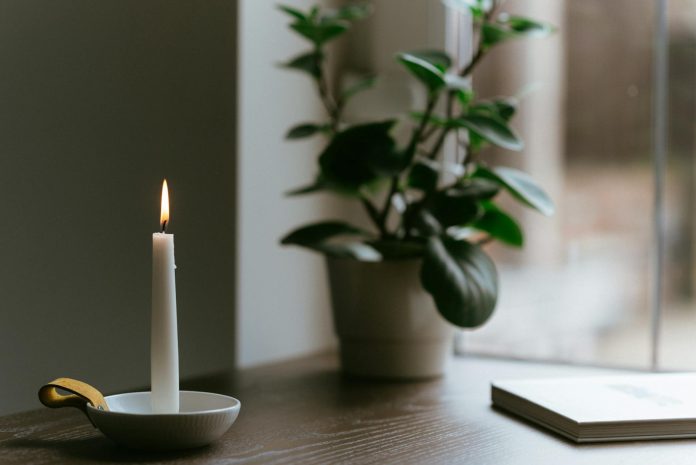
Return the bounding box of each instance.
[236,0,340,367]
[0,0,237,415]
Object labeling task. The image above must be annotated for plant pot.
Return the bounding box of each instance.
[326,257,454,379]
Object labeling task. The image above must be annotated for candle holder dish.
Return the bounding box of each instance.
[39,378,241,451]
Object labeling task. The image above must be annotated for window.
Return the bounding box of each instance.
[457,0,695,370]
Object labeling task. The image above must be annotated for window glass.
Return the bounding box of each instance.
[458,0,664,369]
[659,0,696,369]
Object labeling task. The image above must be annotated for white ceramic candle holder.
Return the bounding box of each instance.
[39,379,241,451]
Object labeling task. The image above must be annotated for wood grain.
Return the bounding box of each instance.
[2,354,695,464]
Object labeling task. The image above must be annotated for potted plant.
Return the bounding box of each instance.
[279,0,555,378]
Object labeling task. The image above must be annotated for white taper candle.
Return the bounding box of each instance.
[151,179,179,413]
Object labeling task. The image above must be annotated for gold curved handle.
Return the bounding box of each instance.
[38,378,109,413]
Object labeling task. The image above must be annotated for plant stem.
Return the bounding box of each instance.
[378,177,399,237]
[314,49,386,236]
[459,1,500,78]
[378,93,439,237]
[360,196,386,236]
[313,48,389,236]
[459,47,485,78]
[314,47,341,133]
[427,128,450,160]
[412,94,439,144]
[427,91,455,160]
[462,142,480,171]
[420,124,439,142]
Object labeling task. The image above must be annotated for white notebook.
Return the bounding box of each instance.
[492,373,696,442]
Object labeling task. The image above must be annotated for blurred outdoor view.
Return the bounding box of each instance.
[458,0,696,369]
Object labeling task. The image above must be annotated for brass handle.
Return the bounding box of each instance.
[38,378,109,413]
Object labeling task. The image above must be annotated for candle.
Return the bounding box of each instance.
[151,179,179,413]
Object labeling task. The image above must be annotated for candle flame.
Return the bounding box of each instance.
[160,179,169,232]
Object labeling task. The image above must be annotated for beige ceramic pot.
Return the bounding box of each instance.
[326,257,454,379]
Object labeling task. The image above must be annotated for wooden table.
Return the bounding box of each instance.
[1,353,695,464]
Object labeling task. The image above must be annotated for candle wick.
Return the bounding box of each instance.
[161,220,168,233]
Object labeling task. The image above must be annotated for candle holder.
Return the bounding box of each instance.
[39,378,241,450]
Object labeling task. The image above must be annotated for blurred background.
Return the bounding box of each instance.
[0,0,693,414]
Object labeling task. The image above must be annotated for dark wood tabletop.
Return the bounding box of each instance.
[1,353,695,464]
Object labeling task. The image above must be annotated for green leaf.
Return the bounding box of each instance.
[291,21,349,45]
[407,50,452,71]
[281,221,371,247]
[409,112,447,126]
[408,162,439,192]
[493,99,517,121]
[473,166,555,216]
[340,75,376,101]
[472,201,523,247]
[456,88,474,107]
[456,178,500,199]
[286,123,327,139]
[456,114,523,151]
[428,188,483,228]
[444,73,470,91]
[315,242,382,261]
[482,15,556,49]
[500,14,555,37]
[471,99,517,122]
[369,239,426,259]
[332,3,373,21]
[282,51,322,78]
[278,5,307,21]
[397,53,446,93]
[422,180,498,231]
[286,178,326,196]
[407,208,443,237]
[319,121,400,191]
[282,222,382,261]
[420,236,498,328]
[446,226,478,241]
[482,23,518,48]
[468,131,486,152]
